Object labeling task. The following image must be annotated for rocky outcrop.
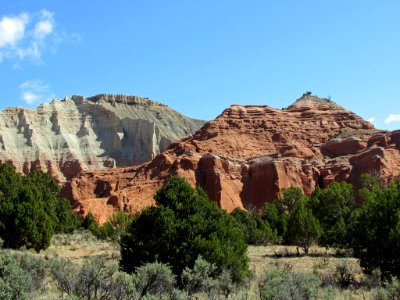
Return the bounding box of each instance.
[0,94,205,182]
[63,94,400,222]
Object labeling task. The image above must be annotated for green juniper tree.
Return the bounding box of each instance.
[120,176,249,283]
[310,181,355,248]
[284,198,322,255]
[0,164,79,251]
[351,180,400,278]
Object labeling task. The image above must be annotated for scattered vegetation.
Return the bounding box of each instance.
[83,210,133,246]
[0,164,400,298]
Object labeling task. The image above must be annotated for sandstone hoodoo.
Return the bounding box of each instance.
[0,94,205,182]
[65,94,400,222]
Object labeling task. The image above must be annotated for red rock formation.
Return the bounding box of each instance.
[63,94,400,222]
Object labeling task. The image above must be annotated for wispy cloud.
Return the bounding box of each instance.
[384,114,400,124]
[0,10,78,64]
[19,80,54,105]
[367,117,376,124]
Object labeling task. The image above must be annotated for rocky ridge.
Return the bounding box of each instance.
[64,94,400,222]
[0,94,205,182]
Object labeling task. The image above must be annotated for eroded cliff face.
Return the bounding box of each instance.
[0,94,205,182]
[64,94,400,222]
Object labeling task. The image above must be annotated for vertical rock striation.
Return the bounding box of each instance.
[0,94,205,182]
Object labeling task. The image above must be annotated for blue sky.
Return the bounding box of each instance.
[1,1,400,130]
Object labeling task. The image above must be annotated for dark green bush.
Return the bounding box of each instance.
[82,212,100,233]
[94,211,133,244]
[231,208,277,245]
[0,164,79,251]
[284,198,322,254]
[350,180,400,278]
[262,187,307,242]
[310,181,356,248]
[262,200,287,240]
[120,176,249,283]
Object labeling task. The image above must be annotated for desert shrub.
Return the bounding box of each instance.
[120,176,249,283]
[75,257,117,299]
[372,276,400,300]
[350,180,400,278]
[364,268,383,289]
[334,263,354,288]
[51,257,118,299]
[10,253,48,293]
[181,255,217,296]
[111,272,136,300]
[0,255,32,300]
[181,255,242,299]
[231,208,277,245]
[95,211,133,245]
[284,198,322,254]
[259,267,321,300]
[0,164,79,251]
[215,268,235,298]
[134,262,177,298]
[50,258,79,297]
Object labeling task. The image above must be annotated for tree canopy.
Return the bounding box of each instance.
[120,176,249,283]
[350,180,400,278]
[0,164,79,251]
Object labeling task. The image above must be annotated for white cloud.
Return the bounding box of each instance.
[0,9,76,64]
[367,117,376,124]
[0,13,28,48]
[19,80,53,105]
[34,10,53,40]
[15,10,55,61]
[22,91,40,104]
[384,114,400,124]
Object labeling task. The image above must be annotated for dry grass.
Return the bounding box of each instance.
[2,233,377,299]
[39,229,119,266]
[249,245,361,276]
[248,245,372,299]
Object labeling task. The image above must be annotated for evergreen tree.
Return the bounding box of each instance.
[262,200,287,239]
[280,187,306,215]
[230,208,276,245]
[120,176,249,283]
[351,180,400,278]
[284,199,322,254]
[0,164,78,250]
[310,181,355,247]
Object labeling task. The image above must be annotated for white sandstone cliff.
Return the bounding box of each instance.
[0,94,205,181]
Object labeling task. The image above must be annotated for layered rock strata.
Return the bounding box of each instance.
[0,94,205,182]
[63,94,400,222]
